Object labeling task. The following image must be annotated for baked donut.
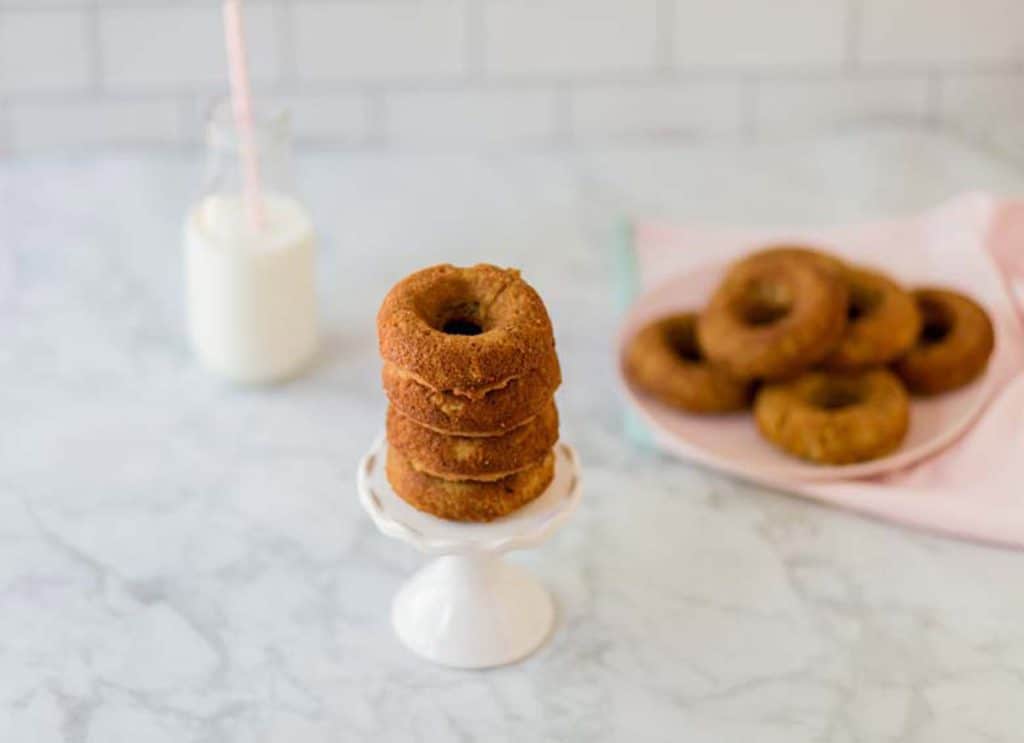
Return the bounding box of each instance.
[892,288,995,395]
[382,353,560,435]
[822,266,921,370]
[624,313,751,413]
[387,402,558,480]
[386,445,554,522]
[754,369,909,465]
[377,264,557,390]
[749,245,845,277]
[698,250,848,380]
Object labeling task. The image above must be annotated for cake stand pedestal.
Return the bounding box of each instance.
[357,438,582,669]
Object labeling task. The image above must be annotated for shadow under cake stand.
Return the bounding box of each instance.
[357,438,582,669]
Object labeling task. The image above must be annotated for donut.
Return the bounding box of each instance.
[377,263,557,390]
[754,369,909,465]
[382,353,560,435]
[387,402,558,480]
[822,266,921,370]
[623,313,751,413]
[892,288,995,395]
[386,445,555,522]
[698,250,848,380]
[748,245,845,277]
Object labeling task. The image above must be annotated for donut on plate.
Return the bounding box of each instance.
[382,352,560,435]
[624,312,751,413]
[747,244,846,277]
[822,266,921,370]
[377,263,557,390]
[386,445,554,522]
[386,402,558,480]
[754,369,909,465]
[892,288,995,395]
[698,250,848,380]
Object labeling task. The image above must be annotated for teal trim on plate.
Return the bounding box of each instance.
[611,217,640,312]
[611,217,655,450]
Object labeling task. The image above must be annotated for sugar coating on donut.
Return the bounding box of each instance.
[698,251,849,380]
[822,266,921,370]
[749,245,846,278]
[387,402,558,480]
[893,288,994,395]
[382,355,560,435]
[624,312,750,413]
[386,445,555,522]
[377,263,558,390]
[377,262,562,520]
[754,369,909,465]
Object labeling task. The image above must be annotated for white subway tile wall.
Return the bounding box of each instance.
[483,0,659,77]
[99,5,281,90]
[754,77,931,135]
[293,1,468,82]
[9,100,181,150]
[0,0,1022,153]
[274,94,373,144]
[0,10,92,94]
[859,0,1024,66]
[571,83,743,140]
[672,0,848,70]
[385,89,557,145]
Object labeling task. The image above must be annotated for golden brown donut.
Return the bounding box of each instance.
[892,288,995,395]
[386,445,555,522]
[749,245,846,277]
[698,250,848,380]
[387,402,558,480]
[382,354,560,435]
[754,369,909,465]
[623,312,751,413]
[377,264,557,390]
[822,266,921,370]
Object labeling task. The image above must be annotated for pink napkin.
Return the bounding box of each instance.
[628,194,1024,548]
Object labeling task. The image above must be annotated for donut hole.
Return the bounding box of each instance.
[662,319,703,363]
[433,300,488,336]
[921,321,950,345]
[734,280,793,326]
[808,379,864,411]
[441,318,483,336]
[917,297,953,346]
[847,284,883,322]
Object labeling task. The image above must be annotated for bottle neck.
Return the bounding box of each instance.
[202,99,295,200]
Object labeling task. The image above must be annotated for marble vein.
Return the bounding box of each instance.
[2,128,1024,742]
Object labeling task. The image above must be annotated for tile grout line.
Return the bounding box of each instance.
[12,59,1011,102]
[8,0,1024,151]
[0,0,278,8]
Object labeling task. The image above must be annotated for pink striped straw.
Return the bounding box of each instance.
[222,0,265,230]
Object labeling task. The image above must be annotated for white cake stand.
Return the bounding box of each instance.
[357,437,582,669]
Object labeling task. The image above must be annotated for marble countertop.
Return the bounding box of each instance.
[4,127,1024,742]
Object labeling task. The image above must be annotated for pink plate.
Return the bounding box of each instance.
[618,262,997,483]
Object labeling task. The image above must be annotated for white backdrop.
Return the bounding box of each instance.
[0,0,1022,154]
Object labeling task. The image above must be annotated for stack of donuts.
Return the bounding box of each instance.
[625,246,995,465]
[377,264,561,521]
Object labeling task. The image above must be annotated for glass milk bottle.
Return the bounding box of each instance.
[184,101,318,383]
